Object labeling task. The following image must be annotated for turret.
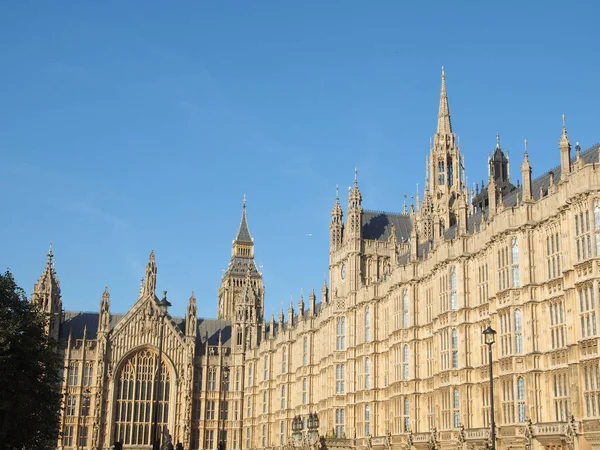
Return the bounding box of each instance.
[559,115,571,182]
[345,169,362,240]
[288,300,295,328]
[141,250,157,298]
[31,243,62,341]
[186,292,197,338]
[98,287,111,336]
[330,185,344,250]
[298,291,305,319]
[309,287,316,316]
[321,278,329,304]
[521,144,533,202]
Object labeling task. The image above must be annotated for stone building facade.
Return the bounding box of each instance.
[34,70,600,450]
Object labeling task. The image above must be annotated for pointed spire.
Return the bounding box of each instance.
[437,66,452,135]
[235,195,253,244]
[521,144,533,202]
[142,250,157,297]
[298,290,305,319]
[559,114,571,182]
[321,277,329,304]
[496,133,501,149]
[98,286,111,334]
[33,242,61,300]
[309,287,316,317]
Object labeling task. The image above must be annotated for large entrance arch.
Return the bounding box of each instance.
[114,349,171,446]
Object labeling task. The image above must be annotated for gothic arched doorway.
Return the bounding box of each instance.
[114,349,171,446]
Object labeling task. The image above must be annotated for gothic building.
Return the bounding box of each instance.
[38,69,600,450]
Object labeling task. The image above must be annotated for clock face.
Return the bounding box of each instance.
[341,263,346,280]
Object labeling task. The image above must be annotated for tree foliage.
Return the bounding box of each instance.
[0,271,62,449]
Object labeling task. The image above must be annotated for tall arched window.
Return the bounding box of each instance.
[302,378,308,404]
[515,309,523,354]
[453,388,460,428]
[365,405,371,436]
[450,267,457,310]
[517,377,526,423]
[365,358,371,389]
[451,329,459,368]
[438,160,445,186]
[303,337,308,366]
[512,238,520,287]
[365,307,371,341]
[282,347,287,374]
[114,349,170,446]
[281,385,286,409]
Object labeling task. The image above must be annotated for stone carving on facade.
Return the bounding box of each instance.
[428,428,438,450]
[565,416,577,450]
[456,425,466,446]
[385,430,393,450]
[405,430,413,450]
[524,418,533,450]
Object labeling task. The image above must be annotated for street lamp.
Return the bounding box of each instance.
[292,413,320,449]
[152,291,171,450]
[219,365,230,450]
[482,326,497,450]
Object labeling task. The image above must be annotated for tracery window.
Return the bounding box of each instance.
[517,377,526,423]
[402,290,409,328]
[83,363,93,387]
[364,405,371,436]
[335,408,345,438]
[575,209,592,262]
[547,231,562,280]
[438,160,445,186]
[549,299,566,349]
[114,349,170,446]
[208,368,217,391]
[303,337,308,366]
[68,364,79,386]
[403,397,410,432]
[302,378,308,404]
[281,385,286,409]
[282,347,287,373]
[365,357,371,389]
[336,317,346,350]
[450,267,457,310]
[515,309,523,354]
[511,238,520,287]
[579,284,597,339]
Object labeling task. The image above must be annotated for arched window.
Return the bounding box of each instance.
[281,385,286,409]
[114,349,170,446]
[280,421,285,446]
[403,290,409,328]
[517,377,526,422]
[302,378,308,404]
[365,307,371,341]
[263,355,269,380]
[365,405,371,436]
[365,358,371,389]
[451,329,459,368]
[453,388,460,428]
[438,160,445,186]
[262,424,267,448]
[303,337,308,366]
[235,371,240,391]
[512,238,520,287]
[403,398,410,432]
[282,347,287,373]
[403,345,409,380]
[515,309,523,354]
[450,267,457,310]
[263,391,268,414]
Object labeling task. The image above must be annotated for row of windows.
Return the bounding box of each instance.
[67,362,94,387]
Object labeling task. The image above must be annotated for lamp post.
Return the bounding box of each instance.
[292,413,320,450]
[482,326,497,450]
[152,291,172,450]
[219,365,230,450]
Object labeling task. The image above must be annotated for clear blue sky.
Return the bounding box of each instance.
[1,1,599,319]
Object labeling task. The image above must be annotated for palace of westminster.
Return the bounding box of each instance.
[32,70,600,450]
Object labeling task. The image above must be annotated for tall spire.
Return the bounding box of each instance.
[235,194,253,244]
[32,243,62,340]
[33,242,61,299]
[142,250,157,298]
[437,66,452,135]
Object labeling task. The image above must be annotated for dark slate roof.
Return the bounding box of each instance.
[59,310,232,346]
[362,210,412,242]
[235,208,253,244]
[224,257,261,278]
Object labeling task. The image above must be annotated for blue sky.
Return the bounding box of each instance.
[1,1,599,319]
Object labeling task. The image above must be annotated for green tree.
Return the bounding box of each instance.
[0,270,62,449]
